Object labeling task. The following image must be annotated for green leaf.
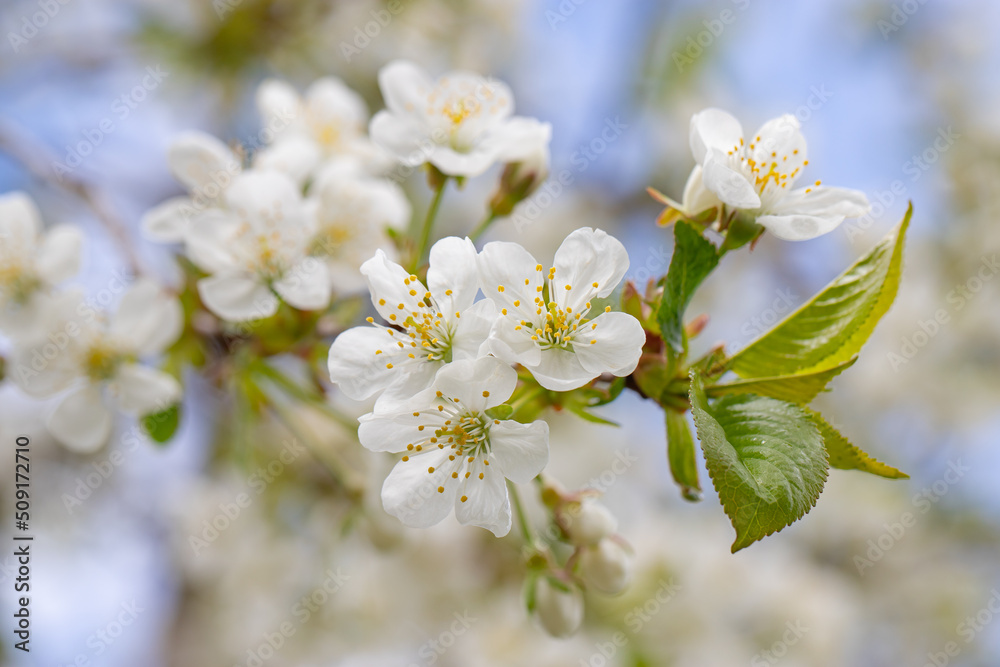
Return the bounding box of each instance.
[142,404,181,444]
[666,409,701,501]
[566,403,619,427]
[806,409,908,479]
[706,357,856,404]
[729,204,912,378]
[658,221,719,353]
[689,373,828,552]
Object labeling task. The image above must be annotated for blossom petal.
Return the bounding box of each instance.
[451,298,496,361]
[690,108,744,164]
[198,274,278,322]
[256,78,303,135]
[530,347,597,392]
[552,227,629,311]
[573,311,645,376]
[378,60,435,116]
[328,325,406,401]
[681,165,720,216]
[477,240,543,312]
[0,191,41,252]
[360,249,426,324]
[273,258,331,311]
[759,186,871,241]
[381,447,461,529]
[47,385,112,453]
[109,279,182,356]
[307,77,369,134]
[357,394,439,452]
[455,459,511,537]
[486,315,542,368]
[109,363,181,416]
[184,209,242,274]
[434,357,516,412]
[489,420,549,484]
[140,196,198,243]
[702,153,762,209]
[374,361,440,413]
[427,236,479,312]
[428,145,500,178]
[223,170,304,234]
[167,131,240,197]
[253,138,322,187]
[10,337,82,397]
[35,225,82,285]
[748,114,807,187]
[369,111,429,166]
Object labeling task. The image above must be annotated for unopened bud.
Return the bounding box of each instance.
[489,119,551,217]
[578,539,631,595]
[559,499,617,546]
[534,577,584,638]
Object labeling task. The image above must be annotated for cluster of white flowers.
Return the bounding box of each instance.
[0,192,183,452]
[329,227,644,536]
[139,77,412,322]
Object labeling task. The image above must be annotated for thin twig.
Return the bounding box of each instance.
[0,119,144,276]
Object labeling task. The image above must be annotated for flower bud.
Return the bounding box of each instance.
[534,577,584,638]
[489,119,552,217]
[578,539,631,595]
[559,499,617,546]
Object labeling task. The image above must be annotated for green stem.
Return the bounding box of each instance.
[507,480,533,543]
[410,179,448,272]
[261,388,352,491]
[469,210,499,242]
[509,385,546,417]
[251,360,358,432]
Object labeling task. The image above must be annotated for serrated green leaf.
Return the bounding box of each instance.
[806,409,908,479]
[729,204,911,378]
[706,357,856,404]
[666,409,701,501]
[658,221,719,353]
[142,404,181,444]
[689,374,828,552]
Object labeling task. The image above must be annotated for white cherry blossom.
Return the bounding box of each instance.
[478,228,645,391]
[357,356,549,537]
[11,280,183,453]
[185,169,330,322]
[690,108,870,241]
[304,168,410,295]
[0,191,82,343]
[255,77,391,183]
[327,236,494,408]
[369,60,547,178]
[141,131,242,243]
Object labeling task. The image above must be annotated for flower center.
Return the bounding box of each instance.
[0,264,40,306]
[368,275,458,371]
[309,223,354,259]
[725,135,817,209]
[82,343,124,382]
[398,394,500,502]
[495,264,606,352]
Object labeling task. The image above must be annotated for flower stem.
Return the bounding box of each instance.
[410,179,448,273]
[507,480,533,544]
[510,384,546,418]
[250,360,358,432]
[469,210,499,242]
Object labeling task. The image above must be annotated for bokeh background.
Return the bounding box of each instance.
[2,0,1000,665]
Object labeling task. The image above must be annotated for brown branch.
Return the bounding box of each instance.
[0,118,144,276]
